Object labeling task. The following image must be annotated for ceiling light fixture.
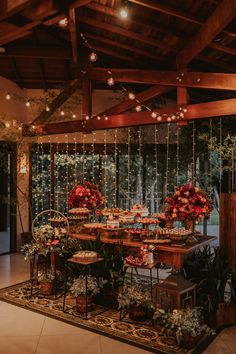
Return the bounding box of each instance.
[120,1,129,18]
[89,51,97,62]
[58,17,68,27]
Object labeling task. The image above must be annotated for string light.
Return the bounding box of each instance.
[138,127,142,204]
[176,125,180,186]
[103,130,107,207]
[85,115,90,121]
[192,120,196,185]
[46,105,50,112]
[92,131,95,183]
[114,129,118,207]
[97,116,101,120]
[56,136,59,210]
[128,92,135,100]
[82,134,86,179]
[72,113,76,119]
[25,100,30,107]
[151,112,157,118]
[154,125,159,212]
[135,105,142,112]
[89,51,97,62]
[58,17,68,27]
[5,92,11,100]
[60,110,65,116]
[35,137,40,217]
[165,123,170,198]
[66,134,69,214]
[127,127,131,209]
[107,77,115,86]
[4,122,10,128]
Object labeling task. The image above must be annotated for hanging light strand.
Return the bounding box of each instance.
[113,129,118,207]
[165,123,170,198]
[209,119,213,195]
[56,137,59,211]
[74,132,78,185]
[82,134,86,180]
[176,125,180,186]
[92,131,95,183]
[127,127,131,208]
[66,134,69,214]
[104,130,107,207]
[138,127,142,204]
[35,137,40,217]
[192,120,196,185]
[154,125,159,212]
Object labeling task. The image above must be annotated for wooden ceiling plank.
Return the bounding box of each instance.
[177,0,236,68]
[85,68,236,90]
[69,7,78,64]
[78,16,177,53]
[4,45,71,59]
[198,54,236,73]
[84,32,163,62]
[40,97,236,134]
[31,78,82,125]
[11,58,23,89]
[70,0,92,9]
[0,0,35,21]
[98,85,172,116]
[209,42,236,57]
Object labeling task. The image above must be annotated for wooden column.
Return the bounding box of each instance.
[177,86,188,126]
[220,193,236,269]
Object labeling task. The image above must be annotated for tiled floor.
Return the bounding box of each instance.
[0,253,235,354]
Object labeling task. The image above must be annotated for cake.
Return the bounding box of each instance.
[119,211,134,223]
[106,215,120,228]
[69,208,91,215]
[101,208,124,216]
[73,250,98,261]
[130,204,149,217]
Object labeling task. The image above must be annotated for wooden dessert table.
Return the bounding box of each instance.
[69,233,216,270]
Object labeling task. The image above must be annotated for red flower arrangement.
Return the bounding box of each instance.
[68,181,105,210]
[164,184,212,221]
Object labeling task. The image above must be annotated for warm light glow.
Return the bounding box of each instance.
[46,105,50,112]
[104,116,109,120]
[151,112,157,118]
[107,77,115,86]
[58,17,68,27]
[85,115,90,120]
[5,122,10,128]
[157,115,162,121]
[135,105,142,112]
[72,113,76,119]
[120,7,128,18]
[89,51,97,62]
[128,92,135,100]
[97,116,101,120]
[5,92,11,100]
[25,100,30,107]
[60,110,65,116]
[167,116,172,122]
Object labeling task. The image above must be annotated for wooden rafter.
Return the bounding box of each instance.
[198,54,236,73]
[78,16,176,53]
[0,0,35,21]
[176,0,236,68]
[129,0,236,38]
[87,1,236,60]
[69,7,78,64]
[84,32,164,63]
[98,86,172,116]
[31,78,82,125]
[85,68,236,90]
[41,98,236,135]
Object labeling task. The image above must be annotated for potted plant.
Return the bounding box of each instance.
[163,308,215,349]
[118,283,153,321]
[38,270,55,296]
[70,276,101,313]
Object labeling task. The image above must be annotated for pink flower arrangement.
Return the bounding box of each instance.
[164,184,212,221]
[68,181,105,210]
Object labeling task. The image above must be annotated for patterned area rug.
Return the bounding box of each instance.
[0,281,203,354]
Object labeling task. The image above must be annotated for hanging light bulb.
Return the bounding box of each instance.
[151,112,157,118]
[18,126,22,131]
[107,77,115,86]
[183,107,188,113]
[120,1,129,18]
[31,125,36,129]
[58,17,68,27]
[97,116,101,120]
[128,92,135,100]
[89,51,97,62]
[180,112,184,118]
[60,110,65,116]
[104,116,109,120]
[25,100,30,107]
[5,92,11,100]
[5,121,10,128]
[157,115,162,121]
[171,114,176,120]
[167,116,172,122]
[72,113,76,119]
[46,105,50,112]
[85,115,90,120]
[135,105,142,112]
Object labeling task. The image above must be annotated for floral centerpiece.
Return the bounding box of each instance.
[68,180,105,210]
[33,224,68,256]
[164,184,212,224]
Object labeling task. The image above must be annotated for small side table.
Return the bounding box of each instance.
[63,256,105,320]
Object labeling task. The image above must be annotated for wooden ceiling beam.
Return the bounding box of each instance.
[85,68,236,90]
[98,85,173,116]
[129,0,236,38]
[198,54,236,73]
[40,97,236,135]
[84,32,164,62]
[177,0,236,68]
[31,77,82,125]
[4,45,71,59]
[11,58,23,89]
[70,0,92,9]
[0,0,36,21]
[209,42,236,57]
[78,16,177,53]
[69,7,78,64]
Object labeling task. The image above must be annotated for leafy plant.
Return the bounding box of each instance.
[183,246,233,316]
[118,283,153,310]
[70,276,101,297]
[38,270,55,282]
